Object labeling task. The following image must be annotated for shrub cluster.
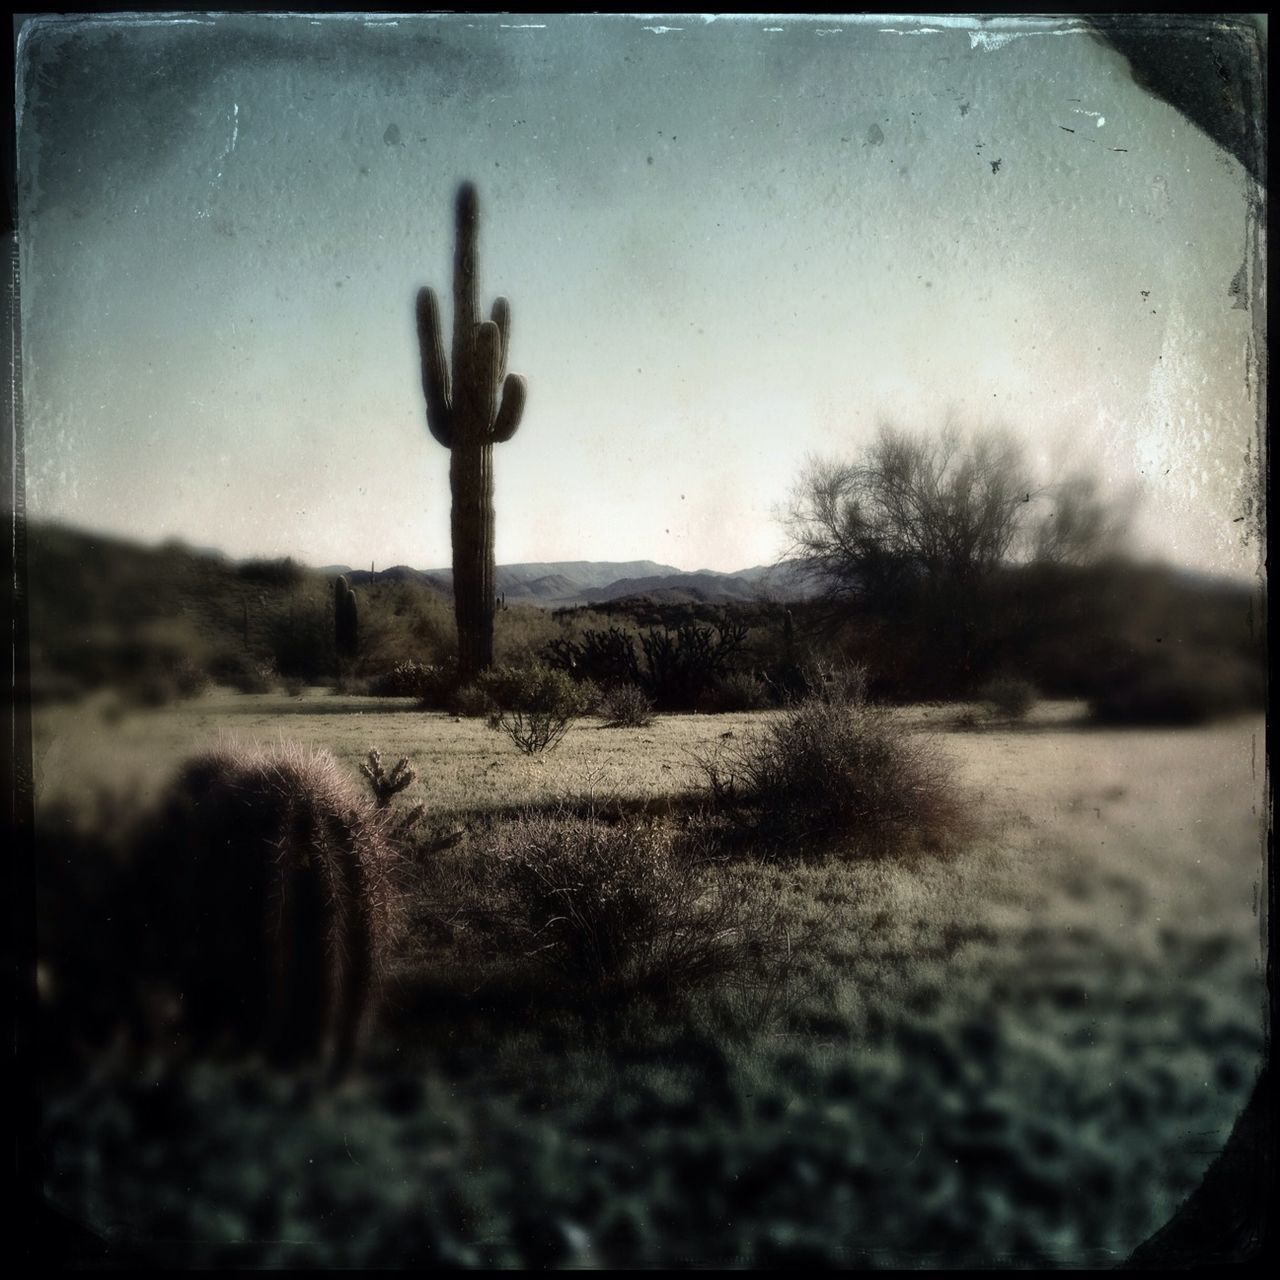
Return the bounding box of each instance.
[367,660,445,700]
[1089,651,1264,726]
[544,617,750,711]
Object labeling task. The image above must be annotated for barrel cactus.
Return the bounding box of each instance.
[415,181,527,683]
[131,743,402,1075]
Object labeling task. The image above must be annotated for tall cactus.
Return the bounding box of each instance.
[334,575,359,661]
[415,182,527,684]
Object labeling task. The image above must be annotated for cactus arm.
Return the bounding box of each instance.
[475,321,502,432]
[488,373,527,444]
[416,287,453,447]
[491,296,510,382]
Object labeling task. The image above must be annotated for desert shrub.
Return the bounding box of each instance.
[598,683,656,728]
[331,670,370,695]
[207,650,277,694]
[1090,651,1264,726]
[696,671,773,713]
[977,675,1039,721]
[695,685,965,854]
[129,743,404,1074]
[639,619,750,710]
[481,664,590,754]
[474,663,538,711]
[448,682,495,718]
[266,593,338,682]
[574,677,604,716]
[545,616,750,711]
[126,653,211,707]
[58,623,211,706]
[469,809,781,997]
[368,659,443,700]
[494,604,565,667]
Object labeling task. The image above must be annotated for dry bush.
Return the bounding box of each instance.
[977,675,1039,721]
[695,671,773,713]
[695,685,967,856]
[367,659,444,700]
[466,808,786,999]
[482,665,589,754]
[1090,651,1264,726]
[129,742,405,1074]
[448,681,494,718]
[598,683,656,728]
[207,650,278,694]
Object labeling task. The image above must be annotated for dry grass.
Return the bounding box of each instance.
[30,687,730,822]
[462,807,788,1000]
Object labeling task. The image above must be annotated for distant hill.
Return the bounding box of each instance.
[20,519,1263,711]
[320,556,816,607]
[20,519,817,668]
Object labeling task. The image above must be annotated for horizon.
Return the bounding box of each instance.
[16,13,1266,581]
[26,511,1262,591]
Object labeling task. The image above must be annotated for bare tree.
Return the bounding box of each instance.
[782,424,1131,690]
[784,427,1031,606]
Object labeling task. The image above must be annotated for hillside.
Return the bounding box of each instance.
[21,519,1263,714]
[319,555,814,607]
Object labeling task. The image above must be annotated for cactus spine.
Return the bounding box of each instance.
[334,575,359,661]
[415,182,527,684]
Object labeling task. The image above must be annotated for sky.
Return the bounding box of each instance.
[15,13,1265,578]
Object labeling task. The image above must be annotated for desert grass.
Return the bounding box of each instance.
[32,691,1267,1266]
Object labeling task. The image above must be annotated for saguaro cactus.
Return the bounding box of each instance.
[334,575,359,661]
[416,182,527,683]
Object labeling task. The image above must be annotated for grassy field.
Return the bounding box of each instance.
[32,691,1268,1267]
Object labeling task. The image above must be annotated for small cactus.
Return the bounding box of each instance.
[359,748,417,808]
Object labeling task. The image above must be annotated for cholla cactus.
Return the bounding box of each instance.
[360,748,416,808]
[416,182,527,683]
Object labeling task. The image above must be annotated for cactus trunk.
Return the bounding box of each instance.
[451,442,496,682]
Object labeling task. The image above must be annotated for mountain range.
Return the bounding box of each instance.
[320,559,816,607]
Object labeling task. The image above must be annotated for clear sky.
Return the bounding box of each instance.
[16,13,1264,578]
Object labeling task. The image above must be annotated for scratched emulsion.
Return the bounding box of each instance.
[14,13,1265,581]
